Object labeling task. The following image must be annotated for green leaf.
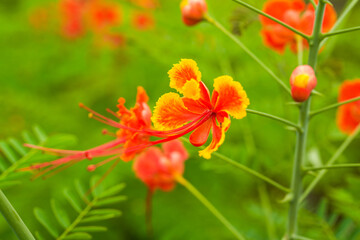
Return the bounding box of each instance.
[0,141,17,164]
[0,180,22,189]
[35,231,47,240]
[34,207,60,238]
[98,183,126,199]
[81,213,121,223]
[33,125,47,142]
[90,176,104,198]
[8,138,27,156]
[88,208,122,216]
[94,196,127,207]
[22,131,36,145]
[63,188,83,213]
[51,199,71,229]
[75,179,90,202]
[72,226,107,232]
[63,232,92,240]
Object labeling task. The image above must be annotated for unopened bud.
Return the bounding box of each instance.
[290,65,317,102]
[180,0,207,26]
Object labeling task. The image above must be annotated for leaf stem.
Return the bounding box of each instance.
[304,163,360,171]
[231,0,310,40]
[0,189,35,240]
[180,137,290,193]
[300,125,360,203]
[322,26,360,38]
[320,0,359,48]
[175,175,246,240]
[247,109,301,131]
[310,96,360,117]
[205,15,291,95]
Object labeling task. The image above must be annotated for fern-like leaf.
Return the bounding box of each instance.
[35,177,126,240]
[0,126,76,189]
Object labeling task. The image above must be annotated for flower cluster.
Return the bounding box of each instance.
[260,0,336,53]
[23,59,249,190]
[29,0,156,47]
[336,80,360,135]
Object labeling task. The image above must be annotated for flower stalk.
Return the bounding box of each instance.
[175,175,246,240]
[0,190,35,240]
[286,1,326,239]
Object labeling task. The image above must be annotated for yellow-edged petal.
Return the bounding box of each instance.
[168,59,202,97]
[198,117,230,159]
[212,75,250,119]
[152,92,201,130]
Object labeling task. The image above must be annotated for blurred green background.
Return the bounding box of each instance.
[0,0,360,239]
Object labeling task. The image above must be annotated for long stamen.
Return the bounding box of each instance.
[123,111,213,155]
[87,155,119,172]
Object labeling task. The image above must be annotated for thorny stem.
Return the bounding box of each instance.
[204,15,292,96]
[300,125,360,203]
[175,175,246,240]
[286,1,326,239]
[310,96,360,117]
[0,189,35,240]
[231,0,310,40]
[180,137,290,193]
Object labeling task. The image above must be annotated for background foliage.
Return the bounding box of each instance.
[0,0,359,239]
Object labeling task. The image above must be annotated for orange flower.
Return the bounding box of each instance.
[260,0,336,53]
[289,65,317,102]
[336,80,360,135]
[152,59,249,158]
[133,140,188,191]
[59,0,87,38]
[86,0,122,32]
[180,0,207,26]
[22,87,152,175]
[132,12,155,30]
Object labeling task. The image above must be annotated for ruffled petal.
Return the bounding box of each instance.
[212,76,249,119]
[198,117,230,159]
[168,59,202,99]
[152,92,201,130]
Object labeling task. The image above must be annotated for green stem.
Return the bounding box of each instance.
[286,1,326,239]
[322,26,360,38]
[213,151,291,193]
[300,125,360,203]
[231,0,310,40]
[181,137,290,193]
[296,36,303,65]
[247,109,301,131]
[320,0,359,48]
[310,96,360,117]
[0,189,35,240]
[304,163,360,171]
[205,15,291,95]
[176,175,246,240]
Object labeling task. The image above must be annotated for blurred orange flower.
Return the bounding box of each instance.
[260,0,337,53]
[59,0,87,38]
[180,0,207,26]
[133,140,188,191]
[132,12,155,30]
[336,80,360,135]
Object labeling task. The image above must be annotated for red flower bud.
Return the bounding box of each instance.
[290,65,317,102]
[180,0,207,26]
